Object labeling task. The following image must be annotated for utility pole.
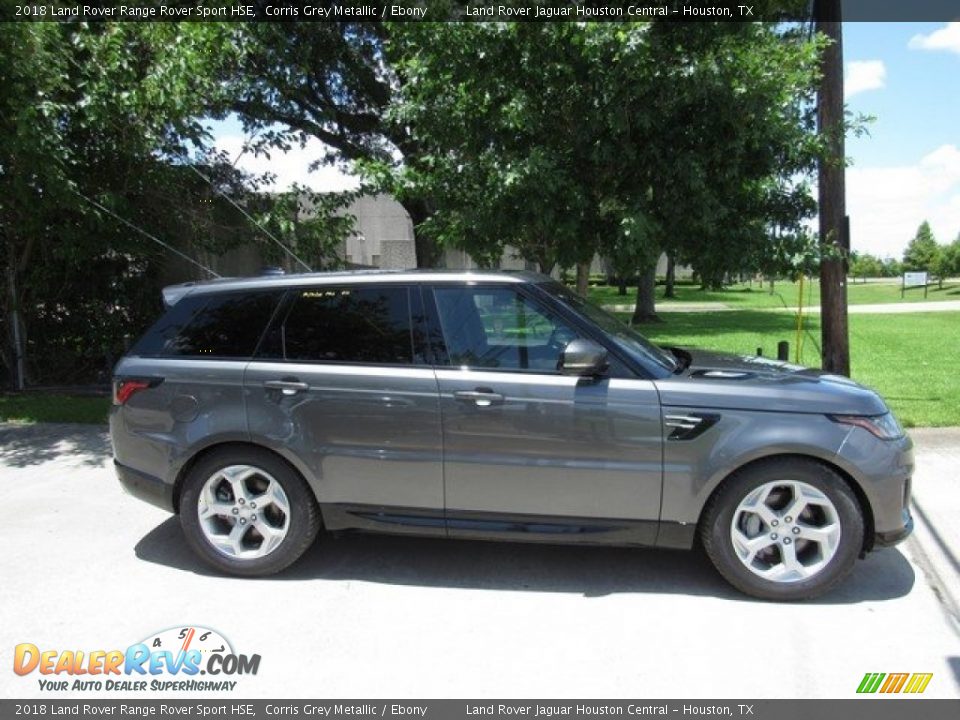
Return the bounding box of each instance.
[816,0,850,376]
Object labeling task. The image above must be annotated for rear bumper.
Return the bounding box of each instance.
[874,508,913,547]
[115,461,175,513]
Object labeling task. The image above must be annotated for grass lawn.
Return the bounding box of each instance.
[632,310,960,428]
[590,278,960,310]
[0,394,110,425]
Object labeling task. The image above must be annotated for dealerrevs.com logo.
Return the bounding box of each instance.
[13,626,260,693]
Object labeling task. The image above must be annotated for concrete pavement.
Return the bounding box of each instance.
[602,299,960,314]
[1,422,957,699]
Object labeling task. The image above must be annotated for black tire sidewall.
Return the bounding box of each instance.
[179,447,320,576]
[702,459,864,601]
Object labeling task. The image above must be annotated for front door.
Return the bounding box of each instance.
[429,284,663,544]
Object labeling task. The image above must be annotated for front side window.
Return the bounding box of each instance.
[540,281,678,375]
[433,286,580,372]
[266,286,414,364]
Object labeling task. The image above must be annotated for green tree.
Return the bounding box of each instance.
[365,21,822,323]
[902,221,941,272]
[880,256,903,278]
[849,252,884,279]
[930,234,960,288]
[373,23,628,283]
[649,22,822,297]
[217,23,452,268]
[250,187,359,271]
[0,23,236,387]
[943,234,960,275]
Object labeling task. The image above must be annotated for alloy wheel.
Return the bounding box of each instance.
[730,479,842,583]
[197,464,290,559]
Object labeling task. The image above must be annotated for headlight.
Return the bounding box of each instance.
[829,412,904,440]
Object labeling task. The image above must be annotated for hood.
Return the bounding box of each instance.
[653,348,888,416]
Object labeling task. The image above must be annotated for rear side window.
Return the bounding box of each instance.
[260,286,413,365]
[131,291,281,359]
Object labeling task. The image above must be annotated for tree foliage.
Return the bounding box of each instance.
[0,23,237,386]
[368,23,629,275]
[902,221,940,272]
[848,252,904,279]
[941,234,960,277]
[218,22,447,265]
[369,21,823,320]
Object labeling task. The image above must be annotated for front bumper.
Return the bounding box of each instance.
[874,508,913,547]
[115,460,175,513]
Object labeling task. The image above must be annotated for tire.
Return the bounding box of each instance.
[179,447,320,576]
[700,457,864,601]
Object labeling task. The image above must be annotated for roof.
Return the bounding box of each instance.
[161,268,551,306]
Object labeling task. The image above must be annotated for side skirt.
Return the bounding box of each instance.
[320,504,696,549]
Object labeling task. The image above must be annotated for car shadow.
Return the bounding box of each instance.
[135,517,915,604]
[0,422,110,468]
[948,657,960,692]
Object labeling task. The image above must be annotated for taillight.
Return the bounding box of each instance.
[113,378,161,405]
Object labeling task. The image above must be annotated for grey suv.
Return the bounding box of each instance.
[110,270,913,600]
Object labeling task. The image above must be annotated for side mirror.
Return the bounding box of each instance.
[559,339,608,376]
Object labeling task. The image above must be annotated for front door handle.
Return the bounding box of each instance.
[264,378,310,396]
[453,389,504,407]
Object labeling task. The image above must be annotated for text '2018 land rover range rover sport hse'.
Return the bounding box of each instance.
[110,270,913,600]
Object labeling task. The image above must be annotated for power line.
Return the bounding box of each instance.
[188,164,313,273]
[74,191,223,279]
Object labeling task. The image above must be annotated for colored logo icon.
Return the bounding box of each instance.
[857,672,933,694]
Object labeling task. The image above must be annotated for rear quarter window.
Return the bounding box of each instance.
[130,291,282,359]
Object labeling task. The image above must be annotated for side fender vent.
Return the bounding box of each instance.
[664,413,721,441]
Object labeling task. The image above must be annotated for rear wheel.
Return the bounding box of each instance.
[700,458,864,601]
[180,447,320,576]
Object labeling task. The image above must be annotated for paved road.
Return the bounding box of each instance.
[1,423,957,699]
[772,300,960,315]
[602,299,960,314]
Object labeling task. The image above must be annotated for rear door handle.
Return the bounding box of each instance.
[264,379,310,396]
[453,389,504,407]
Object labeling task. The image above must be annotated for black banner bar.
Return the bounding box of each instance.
[2,0,960,23]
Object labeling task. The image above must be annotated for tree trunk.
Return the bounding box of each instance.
[617,276,628,296]
[631,261,661,324]
[5,247,26,390]
[399,197,441,268]
[575,260,590,297]
[538,261,556,276]
[664,252,676,298]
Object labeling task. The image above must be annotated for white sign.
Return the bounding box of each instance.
[904,272,928,287]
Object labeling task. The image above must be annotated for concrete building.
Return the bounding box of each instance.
[162,192,690,281]
[336,194,417,269]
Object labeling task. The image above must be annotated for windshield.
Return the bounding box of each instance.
[540,281,679,375]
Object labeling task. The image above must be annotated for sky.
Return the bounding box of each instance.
[844,22,960,259]
[209,22,960,261]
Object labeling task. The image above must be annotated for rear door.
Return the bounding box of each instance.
[428,283,663,544]
[244,284,445,534]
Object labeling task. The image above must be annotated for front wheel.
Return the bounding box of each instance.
[700,458,864,601]
[179,447,320,576]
